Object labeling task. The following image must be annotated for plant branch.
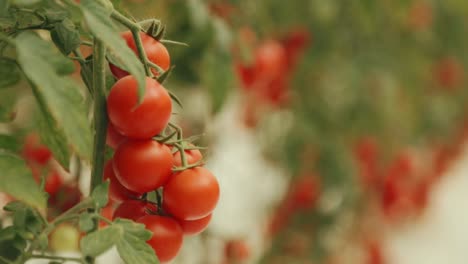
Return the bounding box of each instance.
[31,254,85,263]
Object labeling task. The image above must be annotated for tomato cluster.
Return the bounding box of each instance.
[104,31,220,263]
[21,134,82,218]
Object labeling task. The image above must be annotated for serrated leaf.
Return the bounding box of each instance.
[0,58,21,89]
[15,32,92,162]
[81,226,120,257]
[114,219,158,264]
[91,181,109,209]
[80,0,146,101]
[0,153,47,209]
[78,213,95,233]
[50,18,81,55]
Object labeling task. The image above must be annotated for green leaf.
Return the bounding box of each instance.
[15,32,93,162]
[0,135,20,152]
[11,0,42,6]
[78,213,95,233]
[0,58,21,89]
[156,65,174,85]
[0,153,47,209]
[0,1,9,17]
[80,0,146,100]
[3,201,46,236]
[81,219,158,263]
[50,18,81,55]
[114,219,158,264]
[91,181,109,209]
[81,226,120,257]
[0,231,26,263]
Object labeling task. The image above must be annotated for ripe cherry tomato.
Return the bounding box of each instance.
[254,40,287,81]
[172,147,203,167]
[137,215,183,263]
[433,56,464,90]
[106,124,126,149]
[45,171,63,196]
[22,133,52,165]
[163,167,220,220]
[100,204,115,228]
[107,76,172,139]
[103,160,140,202]
[113,139,173,194]
[288,175,320,210]
[176,213,212,235]
[113,200,157,221]
[225,239,250,261]
[110,31,170,79]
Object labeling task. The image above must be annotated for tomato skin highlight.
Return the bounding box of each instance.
[176,213,212,235]
[107,76,172,139]
[137,215,183,263]
[112,200,157,221]
[163,167,220,220]
[110,31,170,79]
[113,139,173,194]
[103,160,140,202]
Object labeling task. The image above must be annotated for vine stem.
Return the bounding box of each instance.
[86,38,108,264]
[31,254,85,264]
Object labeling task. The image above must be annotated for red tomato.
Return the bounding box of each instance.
[288,175,320,210]
[163,167,220,220]
[236,64,256,90]
[407,1,433,31]
[45,171,63,196]
[137,215,183,263]
[107,76,172,139]
[49,184,82,216]
[254,40,287,81]
[433,56,464,90]
[22,133,52,165]
[103,160,140,202]
[100,204,115,228]
[113,200,157,221]
[110,31,170,79]
[176,214,212,235]
[106,124,126,149]
[172,147,203,167]
[225,239,250,261]
[113,139,173,194]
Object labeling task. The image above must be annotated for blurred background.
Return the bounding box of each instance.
[2,0,468,263]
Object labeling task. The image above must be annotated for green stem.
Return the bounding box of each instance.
[111,11,152,76]
[90,40,107,192]
[31,254,85,263]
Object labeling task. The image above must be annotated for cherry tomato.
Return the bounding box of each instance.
[288,175,320,210]
[106,124,126,149]
[163,167,220,220]
[433,56,464,90]
[172,146,203,167]
[110,31,170,79]
[22,133,52,165]
[45,171,63,196]
[225,239,250,261]
[137,215,183,263]
[103,160,140,202]
[254,40,287,81]
[100,204,115,228]
[107,76,172,139]
[176,213,212,235]
[113,139,173,194]
[50,224,80,252]
[113,200,157,221]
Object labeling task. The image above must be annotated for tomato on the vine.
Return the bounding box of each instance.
[113,139,173,194]
[44,171,63,196]
[106,124,126,149]
[172,147,203,167]
[103,159,140,202]
[112,200,157,221]
[225,239,250,262]
[110,31,170,79]
[107,76,172,139]
[137,215,183,263]
[254,40,287,81]
[177,213,212,235]
[163,167,220,220]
